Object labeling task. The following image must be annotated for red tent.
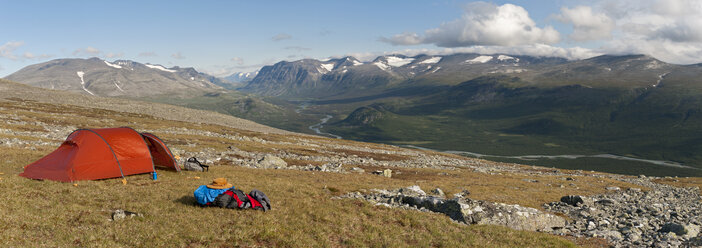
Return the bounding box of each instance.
[20,127,179,182]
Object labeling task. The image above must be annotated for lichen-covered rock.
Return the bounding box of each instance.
[335,185,565,232]
[257,154,287,168]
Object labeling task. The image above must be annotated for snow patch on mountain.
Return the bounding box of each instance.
[465,56,493,64]
[76,71,94,96]
[419,57,441,64]
[352,59,363,66]
[497,55,519,62]
[374,62,390,71]
[104,60,122,69]
[489,68,527,74]
[321,63,334,71]
[114,80,125,92]
[386,56,414,67]
[145,64,176,73]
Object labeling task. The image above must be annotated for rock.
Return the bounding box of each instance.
[471,202,566,232]
[337,186,564,233]
[257,154,287,168]
[400,185,426,196]
[453,190,471,198]
[350,167,365,173]
[111,209,142,221]
[596,199,617,206]
[431,188,445,197]
[560,195,584,206]
[522,179,539,183]
[687,236,702,246]
[590,230,623,241]
[383,169,392,178]
[606,186,621,191]
[660,223,700,238]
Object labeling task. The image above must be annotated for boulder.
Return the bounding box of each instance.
[431,188,445,197]
[660,223,700,238]
[258,154,287,168]
[595,199,618,206]
[383,169,392,178]
[400,185,426,196]
[561,195,584,206]
[470,202,566,232]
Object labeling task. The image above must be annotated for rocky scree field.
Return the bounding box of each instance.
[0,79,700,247]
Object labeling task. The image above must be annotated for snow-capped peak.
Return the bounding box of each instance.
[374,62,390,71]
[385,56,414,67]
[465,55,493,64]
[320,63,335,71]
[419,57,441,64]
[104,60,122,69]
[145,64,176,73]
[497,55,519,62]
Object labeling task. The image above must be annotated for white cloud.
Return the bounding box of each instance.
[73,46,101,56]
[381,2,560,47]
[171,52,185,59]
[0,41,25,60]
[586,0,702,64]
[230,57,244,65]
[556,6,614,41]
[272,33,292,41]
[284,46,311,51]
[139,52,157,57]
[22,52,52,60]
[346,44,599,63]
[104,52,123,58]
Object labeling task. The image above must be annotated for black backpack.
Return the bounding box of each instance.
[185,157,209,172]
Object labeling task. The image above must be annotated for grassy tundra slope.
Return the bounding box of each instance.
[0,79,693,247]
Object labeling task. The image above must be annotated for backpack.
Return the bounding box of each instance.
[184,157,209,172]
[212,189,272,211]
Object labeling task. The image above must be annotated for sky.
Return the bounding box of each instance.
[1,0,702,77]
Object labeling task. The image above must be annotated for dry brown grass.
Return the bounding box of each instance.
[0,97,663,247]
[653,177,702,190]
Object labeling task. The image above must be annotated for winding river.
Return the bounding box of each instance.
[296,103,696,170]
[403,145,697,170]
[296,103,342,139]
[308,115,342,139]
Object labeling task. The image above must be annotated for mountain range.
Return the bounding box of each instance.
[4,57,227,97]
[5,53,702,176]
[238,53,702,176]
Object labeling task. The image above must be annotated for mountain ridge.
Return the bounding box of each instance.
[4,57,225,97]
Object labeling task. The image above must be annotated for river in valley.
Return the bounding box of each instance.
[296,104,698,173]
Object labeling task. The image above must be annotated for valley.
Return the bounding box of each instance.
[5,53,702,177]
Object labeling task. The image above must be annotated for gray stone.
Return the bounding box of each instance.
[111,209,142,221]
[606,186,621,191]
[560,195,584,206]
[431,188,445,197]
[590,230,623,241]
[660,223,700,239]
[400,185,426,196]
[257,154,287,168]
[596,199,617,206]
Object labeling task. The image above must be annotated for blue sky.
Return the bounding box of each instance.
[2,0,701,77]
